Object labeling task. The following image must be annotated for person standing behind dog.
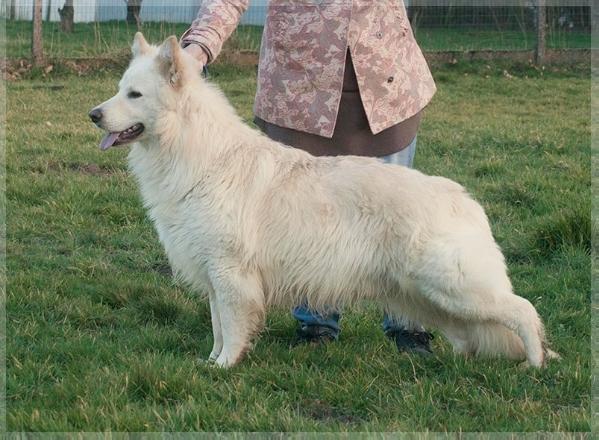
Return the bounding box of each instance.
[181,0,437,354]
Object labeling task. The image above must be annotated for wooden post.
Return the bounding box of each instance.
[125,0,143,30]
[9,0,16,20]
[32,0,44,67]
[45,0,52,21]
[58,0,74,33]
[535,0,546,65]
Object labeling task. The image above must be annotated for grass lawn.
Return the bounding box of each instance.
[6,61,590,431]
[591,68,599,435]
[413,27,590,51]
[5,20,591,59]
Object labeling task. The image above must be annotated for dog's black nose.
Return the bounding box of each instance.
[88,108,103,124]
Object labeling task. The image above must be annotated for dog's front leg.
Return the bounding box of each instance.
[210,269,265,368]
[208,290,223,362]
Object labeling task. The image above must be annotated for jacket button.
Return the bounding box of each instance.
[387,76,394,83]
[376,32,383,39]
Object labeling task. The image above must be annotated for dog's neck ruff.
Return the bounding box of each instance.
[127,78,267,211]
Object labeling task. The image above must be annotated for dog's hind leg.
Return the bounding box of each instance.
[414,236,549,367]
[419,281,546,367]
[210,268,265,368]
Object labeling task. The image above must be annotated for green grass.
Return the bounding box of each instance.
[413,27,591,51]
[5,20,590,60]
[6,62,590,431]
[591,69,599,433]
[4,20,261,60]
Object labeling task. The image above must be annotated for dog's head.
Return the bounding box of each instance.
[89,33,199,150]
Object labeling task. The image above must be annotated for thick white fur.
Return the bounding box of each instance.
[92,34,557,368]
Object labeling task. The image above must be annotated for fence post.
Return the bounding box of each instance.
[59,0,75,33]
[535,0,546,65]
[32,0,44,67]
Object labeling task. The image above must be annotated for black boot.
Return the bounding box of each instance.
[386,328,434,355]
[291,324,339,346]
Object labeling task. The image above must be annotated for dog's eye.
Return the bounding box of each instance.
[127,91,142,99]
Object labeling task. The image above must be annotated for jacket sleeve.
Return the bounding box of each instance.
[181,0,250,63]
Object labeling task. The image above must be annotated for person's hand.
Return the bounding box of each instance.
[183,44,209,71]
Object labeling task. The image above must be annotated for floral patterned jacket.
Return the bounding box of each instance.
[182,0,436,138]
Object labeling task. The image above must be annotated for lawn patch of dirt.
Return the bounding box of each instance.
[299,399,364,425]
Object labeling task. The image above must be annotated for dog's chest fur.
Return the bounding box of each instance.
[128,144,218,293]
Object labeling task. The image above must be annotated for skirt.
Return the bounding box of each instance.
[254,50,422,157]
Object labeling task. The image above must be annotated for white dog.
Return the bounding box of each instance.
[90,34,557,368]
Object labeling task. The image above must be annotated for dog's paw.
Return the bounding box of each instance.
[195,356,216,366]
[213,350,245,369]
[544,348,561,361]
[518,350,559,369]
[540,342,560,366]
[518,360,532,369]
[214,356,234,369]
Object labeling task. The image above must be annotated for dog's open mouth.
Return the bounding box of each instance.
[99,123,145,150]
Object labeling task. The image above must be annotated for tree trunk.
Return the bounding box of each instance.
[125,1,143,29]
[45,0,52,21]
[9,0,16,20]
[32,0,44,67]
[58,0,74,33]
[535,0,547,65]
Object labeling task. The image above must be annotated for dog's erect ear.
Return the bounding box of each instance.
[157,36,186,88]
[132,32,151,57]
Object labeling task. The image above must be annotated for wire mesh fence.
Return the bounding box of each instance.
[410,3,590,50]
[3,1,591,60]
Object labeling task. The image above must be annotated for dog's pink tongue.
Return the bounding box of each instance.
[99,132,119,150]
